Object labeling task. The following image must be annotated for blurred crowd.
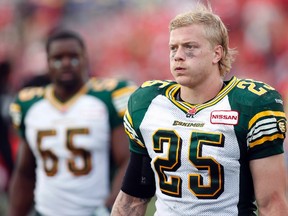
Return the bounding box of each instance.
[0,0,288,214]
[0,0,287,89]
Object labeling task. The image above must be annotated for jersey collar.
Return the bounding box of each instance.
[165,76,239,115]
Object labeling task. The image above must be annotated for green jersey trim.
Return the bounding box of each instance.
[166,76,239,115]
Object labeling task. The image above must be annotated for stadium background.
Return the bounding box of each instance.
[0,0,287,215]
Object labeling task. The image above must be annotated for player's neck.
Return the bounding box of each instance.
[53,82,85,102]
[180,78,224,105]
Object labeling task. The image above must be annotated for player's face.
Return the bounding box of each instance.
[169,24,217,88]
[47,39,87,88]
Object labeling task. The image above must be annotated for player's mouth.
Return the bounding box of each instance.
[174,67,186,71]
[59,71,75,80]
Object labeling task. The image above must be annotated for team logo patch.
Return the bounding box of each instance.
[186,107,197,118]
[277,119,287,134]
[210,110,239,125]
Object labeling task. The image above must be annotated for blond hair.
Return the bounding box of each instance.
[169,3,237,76]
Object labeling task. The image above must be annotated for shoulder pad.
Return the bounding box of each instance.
[18,86,45,102]
[236,78,275,96]
[141,80,174,89]
[89,77,122,91]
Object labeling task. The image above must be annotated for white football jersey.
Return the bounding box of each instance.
[10,78,136,216]
[124,77,287,216]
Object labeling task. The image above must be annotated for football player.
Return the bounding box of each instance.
[111,3,288,216]
[8,30,136,216]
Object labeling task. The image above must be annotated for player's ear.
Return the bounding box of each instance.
[212,45,223,64]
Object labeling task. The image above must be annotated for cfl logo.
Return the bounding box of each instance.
[186,113,195,118]
[186,108,197,118]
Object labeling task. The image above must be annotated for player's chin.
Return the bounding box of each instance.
[174,76,192,86]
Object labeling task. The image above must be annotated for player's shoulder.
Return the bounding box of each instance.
[10,86,46,127]
[88,77,136,93]
[127,80,176,111]
[15,86,46,104]
[131,79,176,98]
[230,77,283,106]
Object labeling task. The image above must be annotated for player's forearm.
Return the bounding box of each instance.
[111,190,150,216]
[7,173,35,216]
[257,197,288,216]
[258,207,288,216]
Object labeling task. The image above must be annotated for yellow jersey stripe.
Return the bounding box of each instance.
[249,133,285,148]
[249,111,286,129]
[112,86,137,98]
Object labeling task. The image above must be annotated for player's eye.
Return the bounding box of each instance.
[186,43,199,50]
[169,45,177,52]
[52,59,62,69]
[71,58,79,67]
[185,44,194,50]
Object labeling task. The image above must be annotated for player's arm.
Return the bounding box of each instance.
[7,140,36,216]
[105,80,138,208]
[105,125,130,209]
[250,154,288,215]
[111,190,151,216]
[111,152,155,216]
[246,86,288,215]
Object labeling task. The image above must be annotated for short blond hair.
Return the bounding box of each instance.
[169,3,236,76]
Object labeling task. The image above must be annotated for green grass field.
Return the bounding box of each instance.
[145,196,156,216]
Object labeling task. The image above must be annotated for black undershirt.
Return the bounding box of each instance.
[121,152,156,198]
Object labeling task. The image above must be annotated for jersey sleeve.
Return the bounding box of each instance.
[109,80,137,129]
[9,98,24,138]
[111,80,137,118]
[123,83,154,155]
[123,108,147,155]
[9,87,45,139]
[123,80,174,155]
[88,78,137,129]
[246,85,287,160]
